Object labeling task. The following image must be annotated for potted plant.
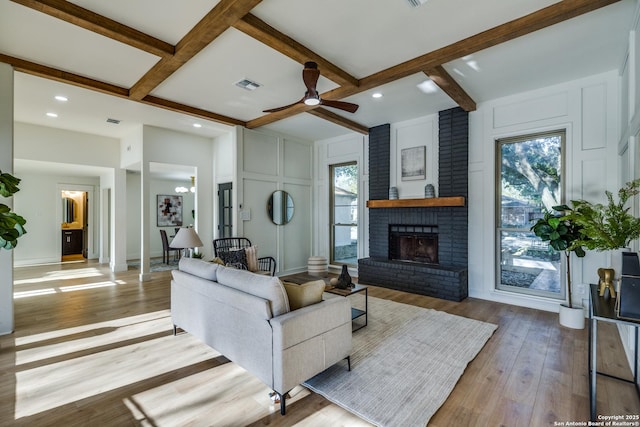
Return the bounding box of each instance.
[556,179,640,252]
[0,170,27,250]
[531,210,587,328]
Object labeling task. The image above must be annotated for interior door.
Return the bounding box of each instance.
[82,191,88,258]
[218,183,233,238]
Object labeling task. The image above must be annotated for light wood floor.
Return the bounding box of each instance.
[1,260,638,426]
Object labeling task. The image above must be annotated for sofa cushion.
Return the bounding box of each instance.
[245,245,259,272]
[178,257,219,281]
[219,249,248,270]
[216,265,290,316]
[282,280,325,310]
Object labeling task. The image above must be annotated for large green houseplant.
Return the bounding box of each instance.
[0,170,27,249]
[555,178,640,252]
[531,210,587,310]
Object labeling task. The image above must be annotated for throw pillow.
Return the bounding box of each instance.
[211,257,225,265]
[282,279,326,310]
[245,245,259,272]
[219,249,248,270]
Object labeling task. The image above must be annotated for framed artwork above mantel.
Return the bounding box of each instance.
[401,146,426,181]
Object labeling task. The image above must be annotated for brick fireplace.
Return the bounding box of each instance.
[358,108,469,301]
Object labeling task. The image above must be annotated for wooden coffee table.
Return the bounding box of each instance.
[325,283,368,331]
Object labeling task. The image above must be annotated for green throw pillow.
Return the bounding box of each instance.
[282,280,326,310]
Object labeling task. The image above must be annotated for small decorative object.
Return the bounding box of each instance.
[401,146,426,181]
[389,187,399,200]
[335,265,353,289]
[329,277,339,287]
[424,184,435,198]
[308,256,328,277]
[597,268,615,299]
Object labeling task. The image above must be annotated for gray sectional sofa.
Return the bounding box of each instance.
[170,258,352,414]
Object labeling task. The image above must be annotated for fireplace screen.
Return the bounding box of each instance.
[389,225,438,264]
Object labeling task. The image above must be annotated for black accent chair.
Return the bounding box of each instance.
[160,229,181,264]
[213,237,276,276]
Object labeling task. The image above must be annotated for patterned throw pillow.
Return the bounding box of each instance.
[219,249,248,270]
[245,245,259,272]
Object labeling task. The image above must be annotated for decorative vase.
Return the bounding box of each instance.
[424,184,435,198]
[559,304,585,329]
[389,187,398,200]
[336,264,353,289]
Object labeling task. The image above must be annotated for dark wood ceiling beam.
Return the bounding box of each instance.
[142,96,245,127]
[423,66,476,112]
[0,53,129,98]
[328,0,621,99]
[10,0,174,57]
[252,0,620,128]
[306,108,368,135]
[1,53,245,127]
[129,0,263,100]
[233,14,359,89]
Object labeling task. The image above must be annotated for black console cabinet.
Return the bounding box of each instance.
[62,229,83,255]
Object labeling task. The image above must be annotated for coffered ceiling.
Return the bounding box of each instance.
[0,0,635,142]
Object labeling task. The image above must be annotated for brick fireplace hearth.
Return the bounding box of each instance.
[358,108,469,301]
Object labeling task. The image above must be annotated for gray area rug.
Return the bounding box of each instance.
[127,258,178,272]
[304,297,498,427]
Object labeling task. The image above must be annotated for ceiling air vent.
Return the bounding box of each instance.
[234,79,261,91]
[406,0,428,7]
[106,118,121,124]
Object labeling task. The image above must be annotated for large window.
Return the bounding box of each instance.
[496,130,565,299]
[330,162,358,266]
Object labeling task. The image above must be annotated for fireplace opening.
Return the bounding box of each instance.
[389,225,438,264]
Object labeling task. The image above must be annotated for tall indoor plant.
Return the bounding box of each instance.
[556,179,640,253]
[531,210,587,328]
[0,170,27,249]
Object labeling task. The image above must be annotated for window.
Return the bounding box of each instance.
[496,130,565,299]
[330,162,358,266]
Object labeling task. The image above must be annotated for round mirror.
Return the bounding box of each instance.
[267,190,294,225]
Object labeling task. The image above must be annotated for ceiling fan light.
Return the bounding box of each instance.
[304,97,320,106]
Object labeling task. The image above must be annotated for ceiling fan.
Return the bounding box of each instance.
[263,61,359,114]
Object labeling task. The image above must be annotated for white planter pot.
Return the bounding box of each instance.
[559,304,585,329]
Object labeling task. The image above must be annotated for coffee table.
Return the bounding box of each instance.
[325,283,368,331]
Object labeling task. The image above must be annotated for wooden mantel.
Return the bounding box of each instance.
[366,196,465,208]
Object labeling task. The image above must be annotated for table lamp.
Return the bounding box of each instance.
[170,227,203,258]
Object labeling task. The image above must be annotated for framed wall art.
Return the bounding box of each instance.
[401,146,426,181]
[157,195,183,227]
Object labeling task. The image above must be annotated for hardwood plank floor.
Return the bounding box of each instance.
[1,260,637,426]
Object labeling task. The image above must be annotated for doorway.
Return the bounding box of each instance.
[60,189,89,261]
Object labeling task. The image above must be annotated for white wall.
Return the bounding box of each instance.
[314,133,368,270]
[237,127,313,275]
[126,172,195,260]
[212,130,235,238]
[468,71,620,313]
[12,173,100,265]
[140,126,215,262]
[390,115,439,199]
[12,123,120,266]
[617,12,640,381]
[0,62,14,335]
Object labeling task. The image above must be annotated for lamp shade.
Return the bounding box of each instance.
[170,227,203,249]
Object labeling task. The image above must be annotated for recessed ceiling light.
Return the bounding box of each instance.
[54,95,68,102]
[372,92,383,99]
[193,123,202,128]
[46,112,58,118]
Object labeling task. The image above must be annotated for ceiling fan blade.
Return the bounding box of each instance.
[263,98,304,113]
[320,99,359,113]
[302,62,320,97]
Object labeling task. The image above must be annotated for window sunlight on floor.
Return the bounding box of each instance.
[13,311,219,419]
[14,268,104,285]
